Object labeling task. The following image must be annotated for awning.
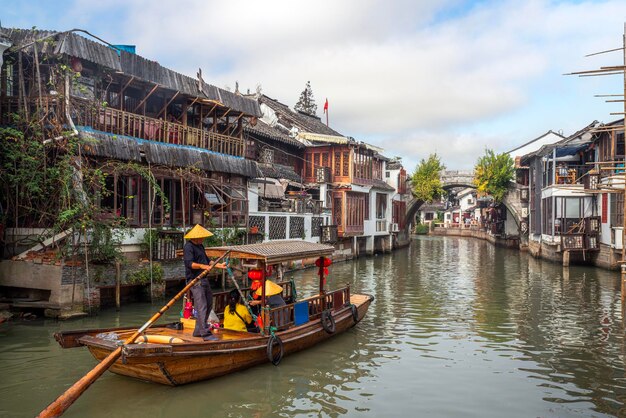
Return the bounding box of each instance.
[258,184,285,199]
[204,192,225,205]
[201,183,248,206]
[223,186,247,201]
[555,144,587,157]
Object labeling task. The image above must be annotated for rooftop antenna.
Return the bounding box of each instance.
[565,22,626,310]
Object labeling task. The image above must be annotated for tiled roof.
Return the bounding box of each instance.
[244,120,305,149]
[79,128,261,177]
[257,163,302,182]
[1,28,261,117]
[260,95,343,137]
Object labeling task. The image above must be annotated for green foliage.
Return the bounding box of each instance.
[294,81,318,116]
[0,110,88,228]
[414,224,429,234]
[141,228,160,257]
[126,262,163,285]
[87,222,126,263]
[411,154,446,203]
[204,228,247,247]
[473,149,515,203]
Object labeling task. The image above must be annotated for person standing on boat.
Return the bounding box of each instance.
[183,224,224,340]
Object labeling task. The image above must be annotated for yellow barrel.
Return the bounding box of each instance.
[134,335,184,344]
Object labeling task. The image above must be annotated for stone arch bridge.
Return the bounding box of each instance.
[404,170,525,233]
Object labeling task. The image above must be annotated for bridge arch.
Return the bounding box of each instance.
[405,198,424,231]
[404,175,525,235]
[440,170,475,190]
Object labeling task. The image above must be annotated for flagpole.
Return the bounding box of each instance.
[324,98,329,126]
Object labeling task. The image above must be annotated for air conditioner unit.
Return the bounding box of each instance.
[390,223,399,232]
[612,227,623,250]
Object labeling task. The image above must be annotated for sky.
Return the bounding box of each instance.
[3,0,626,171]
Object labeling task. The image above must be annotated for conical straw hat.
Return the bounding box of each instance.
[184,224,213,240]
[254,280,283,297]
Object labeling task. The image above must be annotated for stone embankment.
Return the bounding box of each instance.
[430,225,519,249]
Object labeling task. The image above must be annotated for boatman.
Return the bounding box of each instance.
[183,224,225,340]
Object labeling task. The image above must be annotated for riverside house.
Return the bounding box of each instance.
[243,94,332,245]
[518,121,599,264]
[0,28,261,312]
[246,94,406,256]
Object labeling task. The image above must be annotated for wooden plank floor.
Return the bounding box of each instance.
[114,325,259,344]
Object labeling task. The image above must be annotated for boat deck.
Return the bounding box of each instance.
[112,326,257,344]
[108,293,370,345]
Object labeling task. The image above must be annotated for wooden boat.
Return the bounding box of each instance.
[54,241,374,386]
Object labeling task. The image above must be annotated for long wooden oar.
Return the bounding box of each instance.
[225,264,255,316]
[37,250,231,418]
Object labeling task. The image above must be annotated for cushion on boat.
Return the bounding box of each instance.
[294,301,309,326]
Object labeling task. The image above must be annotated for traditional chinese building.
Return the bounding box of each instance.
[0,28,261,312]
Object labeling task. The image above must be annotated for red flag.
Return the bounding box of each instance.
[323,98,328,114]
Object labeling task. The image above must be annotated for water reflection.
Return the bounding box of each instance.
[2,236,626,417]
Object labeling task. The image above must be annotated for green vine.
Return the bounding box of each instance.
[126,262,163,285]
[204,227,247,247]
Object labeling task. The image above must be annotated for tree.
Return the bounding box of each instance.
[473,149,514,203]
[411,154,446,203]
[294,81,318,116]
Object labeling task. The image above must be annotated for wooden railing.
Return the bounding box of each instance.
[268,286,351,331]
[212,280,295,315]
[0,96,64,126]
[70,98,245,157]
[343,225,364,236]
[212,284,351,331]
[1,96,245,157]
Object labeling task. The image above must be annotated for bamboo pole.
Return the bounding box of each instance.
[37,251,230,418]
[115,261,121,311]
[621,23,626,312]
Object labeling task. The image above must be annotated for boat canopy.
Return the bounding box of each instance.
[205,240,334,264]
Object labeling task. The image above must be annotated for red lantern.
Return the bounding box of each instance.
[248,269,263,281]
[315,257,332,267]
[70,56,83,73]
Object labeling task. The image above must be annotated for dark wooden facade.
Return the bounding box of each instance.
[0,28,262,230]
[302,144,388,237]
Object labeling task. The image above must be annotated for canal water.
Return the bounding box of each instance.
[2,236,626,417]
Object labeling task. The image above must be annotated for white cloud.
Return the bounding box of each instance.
[9,0,626,172]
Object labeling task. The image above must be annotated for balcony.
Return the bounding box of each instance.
[548,164,592,187]
[556,216,600,252]
[1,96,246,157]
[342,225,364,236]
[71,98,245,157]
[1,96,61,126]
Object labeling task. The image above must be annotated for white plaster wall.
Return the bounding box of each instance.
[505,215,518,236]
[385,169,400,190]
[248,185,259,213]
[247,211,331,243]
[507,131,565,160]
